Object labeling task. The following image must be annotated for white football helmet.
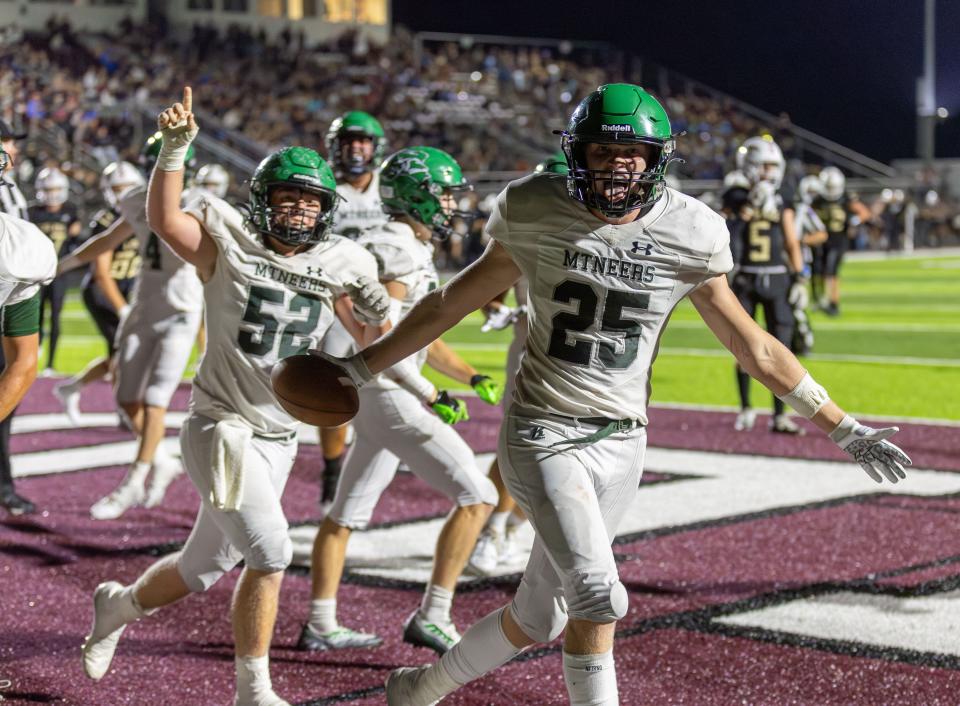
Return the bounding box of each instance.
[819,166,845,201]
[798,175,822,204]
[35,167,70,207]
[195,163,230,199]
[101,161,145,209]
[737,136,785,189]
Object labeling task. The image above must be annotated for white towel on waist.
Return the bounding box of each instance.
[210,418,253,511]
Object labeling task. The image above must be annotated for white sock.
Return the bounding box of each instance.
[562,650,618,706]
[152,443,176,468]
[127,461,151,486]
[235,655,274,702]
[488,511,510,534]
[308,598,338,633]
[420,582,453,624]
[416,607,522,701]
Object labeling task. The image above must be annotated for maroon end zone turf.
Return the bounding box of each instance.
[2,379,960,705]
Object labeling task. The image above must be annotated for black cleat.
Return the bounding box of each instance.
[1,490,36,516]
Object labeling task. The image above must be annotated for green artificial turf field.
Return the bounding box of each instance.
[45,253,960,420]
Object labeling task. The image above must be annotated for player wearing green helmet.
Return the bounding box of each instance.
[559,82,677,217]
[247,146,341,247]
[313,83,911,706]
[379,146,474,240]
[302,143,500,657]
[79,88,391,706]
[318,113,391,505]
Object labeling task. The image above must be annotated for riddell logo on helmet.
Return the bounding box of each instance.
[601,124,634,133]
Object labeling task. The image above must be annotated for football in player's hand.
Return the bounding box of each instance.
[270,354,359,427]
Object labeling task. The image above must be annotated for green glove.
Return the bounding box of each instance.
[432,390,470,425]
[470,374,503,405]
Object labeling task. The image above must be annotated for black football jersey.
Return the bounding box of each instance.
[84,208,142,289]
[728,192,793,268]
[812,196,851,245]
[29,202,81,257]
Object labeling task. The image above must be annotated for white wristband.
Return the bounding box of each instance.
[777,372,830,419]
[156,143,192,172]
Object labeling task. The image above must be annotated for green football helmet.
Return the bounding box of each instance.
[379,146,473,239]
[324,111,387,178]
[139,131,196,173]
[558,83,678,216]
[248,146,340,246]
[534,150,570,175]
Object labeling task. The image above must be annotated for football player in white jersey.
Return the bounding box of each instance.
[317,111,391,513]
[80,89,390,706]
[59,133,206,519]
[0,146,58,515]
[301,146,501,654]
[318,84,912,706]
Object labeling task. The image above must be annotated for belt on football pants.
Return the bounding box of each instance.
[545,414,643,449]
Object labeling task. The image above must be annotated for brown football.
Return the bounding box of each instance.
[270,353,360,427]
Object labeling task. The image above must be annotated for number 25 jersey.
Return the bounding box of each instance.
[487,175,732,424]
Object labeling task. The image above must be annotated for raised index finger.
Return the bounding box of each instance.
[183,86,192,113]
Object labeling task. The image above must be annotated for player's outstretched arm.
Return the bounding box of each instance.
[57,218,133,275]
[691,274,911,483]
[146,86,217,280]
[359,239,521,377]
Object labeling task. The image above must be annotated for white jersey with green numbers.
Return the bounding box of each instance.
[332,170,388,239]
[185,195,380,436]
[358,220,438,391]
[0,212,56,309]
[118,185,204,319]
[487,174,733,424]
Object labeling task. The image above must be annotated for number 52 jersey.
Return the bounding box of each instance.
[186,195,380,436]
[487,174,732,424]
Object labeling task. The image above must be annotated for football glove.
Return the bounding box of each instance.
[345,276,390,326]
[788,278,809,310]
[481,305,519,333]
[308,350,373,389]
[432,390,469,425]
[470,374,503,405]
[829,415,911,484]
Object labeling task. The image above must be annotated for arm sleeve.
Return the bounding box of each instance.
[2,291,41,337]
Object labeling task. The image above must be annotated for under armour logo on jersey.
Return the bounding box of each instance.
[631,241,653,256]
[528,426,545,441]
[305,266,322,277]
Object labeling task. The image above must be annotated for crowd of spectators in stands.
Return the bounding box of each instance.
[1,17,957,263]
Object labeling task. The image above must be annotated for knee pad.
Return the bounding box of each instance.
[510,591,568,644]
[244,530,293,574]
[565,572,629,623]
[177,549,240,593]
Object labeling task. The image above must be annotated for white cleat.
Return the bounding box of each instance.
[734,408,756,432]
[385,666,440,706]
[81,582,130,681]
[500,522,526,565]
[90,481,145,520]
[467,528,502,576]
[403,611,462,655]
[771,414,805,435]
[143,460,182,509]
[53,382,82,426]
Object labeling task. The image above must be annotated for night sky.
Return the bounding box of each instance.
[392,0,960,163]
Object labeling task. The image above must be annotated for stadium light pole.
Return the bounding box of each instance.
[916,0,936,163]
